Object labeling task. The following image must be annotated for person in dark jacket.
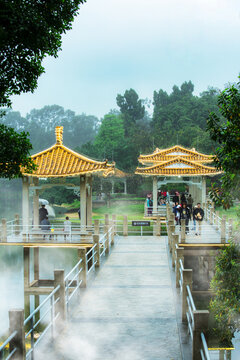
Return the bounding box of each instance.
[193,203,204,236]
[180,203,191,233]
[187,194,193,213]
[180,192,187,205]
[172,192,179,205]
[39,204,48,224]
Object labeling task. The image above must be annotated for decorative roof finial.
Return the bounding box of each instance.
[55,126,63,145]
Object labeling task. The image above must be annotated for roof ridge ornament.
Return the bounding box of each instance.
[55,126,63,145]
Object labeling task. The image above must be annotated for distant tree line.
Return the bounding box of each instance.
[1,81,221,172]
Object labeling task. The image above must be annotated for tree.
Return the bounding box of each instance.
[0,124,35,179]
[207,80,240,207]
[0,0,86,108]
[116,89,145,136]
[210,242,240,345]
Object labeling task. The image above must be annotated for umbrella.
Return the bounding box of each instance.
[39,198,49,205]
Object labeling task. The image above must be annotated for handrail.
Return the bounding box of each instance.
[200,332,211,360]
[0,330,18,359]
[65,258,83,311]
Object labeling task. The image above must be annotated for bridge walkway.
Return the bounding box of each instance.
[39,236,183,360]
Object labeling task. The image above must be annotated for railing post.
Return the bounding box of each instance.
[1,218,7,242]
[182,269,192,322]
[221,215,226,243]
[176,247,184,288]
[9,309,25,360]
[181,219,186,243]
[172,234,179,268]
[78,248,87,288]
[104,213,109,226]
[112,214,117,234]
[123,215,128,236]
[156,216,161,236]
[215,210,219,229]
[168,224,175,253]
[93,234,100,267]
[15,214,20,235]
[94,219,100,235]
[105,225,110,254]
[110,222,114,246]
[54,270,66,321]
[192,311,209,360]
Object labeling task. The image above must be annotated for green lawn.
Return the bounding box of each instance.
[216,205,239,227]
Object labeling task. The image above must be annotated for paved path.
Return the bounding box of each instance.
[176,220,222,243]
[40,236,183,360]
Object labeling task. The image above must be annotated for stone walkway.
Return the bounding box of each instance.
[39,236,183,360]
[176,220,221,243]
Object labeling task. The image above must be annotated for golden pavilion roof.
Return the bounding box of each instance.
[22,126,115,178]
[138,145,213,165]
[135,156,221,177]
[112,168,132,178]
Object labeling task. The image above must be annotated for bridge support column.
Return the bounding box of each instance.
[182,269,192,322]
[78,248,87,288]
[123,215,128,236]
[9,309,25,360]
[176,247,184,288]
[172,234,179,268]
[93,234,100,266]
[54,270,66,322]
[192,311,209,360]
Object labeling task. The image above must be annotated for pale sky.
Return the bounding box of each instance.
[11,0,240,118]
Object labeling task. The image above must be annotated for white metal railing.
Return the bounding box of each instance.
[64,258,83,313]
[179,259,184,290]
[0,330,18,360]
[24,285,61,359]
[186,285,196,340]
[86,244,97,276]
[200,332,211,360]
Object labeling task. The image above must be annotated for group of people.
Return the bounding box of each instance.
[172,192,204,236]
[39,204,72,236]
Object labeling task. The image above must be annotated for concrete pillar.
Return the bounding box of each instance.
[86,175,92,227]
[221,216,226,243]
[168,224,175,253]
[112,214,117,234]
[24,247,30,288]
[105,225,110,254]
[80,175,87,228]
[123,215,128,236]
[93,234,100,267]
[15,214,20,235]
[33,177,39,227]
[172,234,179,268]
[94,219,100,235]
[22,176,30,228]
[54,270,66,321]
[1,218,7,242]
[192,311,209,360]
[182,269,192,322]
[78,248,87,288]
[110,221,115,245]
[156,216,161,236]
[124,179,127,195]
[181,219,186,243]
[9,309,25,359]
[34,247,39,281]
[153,176,158,215]
[176,247,184,288]
[201,176,206,205]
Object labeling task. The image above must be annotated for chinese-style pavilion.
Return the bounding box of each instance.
[21,126,115,227]
[135,145,221,213]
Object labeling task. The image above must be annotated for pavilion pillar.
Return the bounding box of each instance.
[22,176,30,228]
[153,176,158,216]
[33,177,39,227]
[201,176,206,205]
[86,175,93,227]
[124,179,127,195]
[80,175,87,228]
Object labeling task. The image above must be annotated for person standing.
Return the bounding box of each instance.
[180,203,191,233]
[64,216,72,241]
[193,203,204,236]
[173,192,179,205]
[39,204,48,224]
[187,194,193,213]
